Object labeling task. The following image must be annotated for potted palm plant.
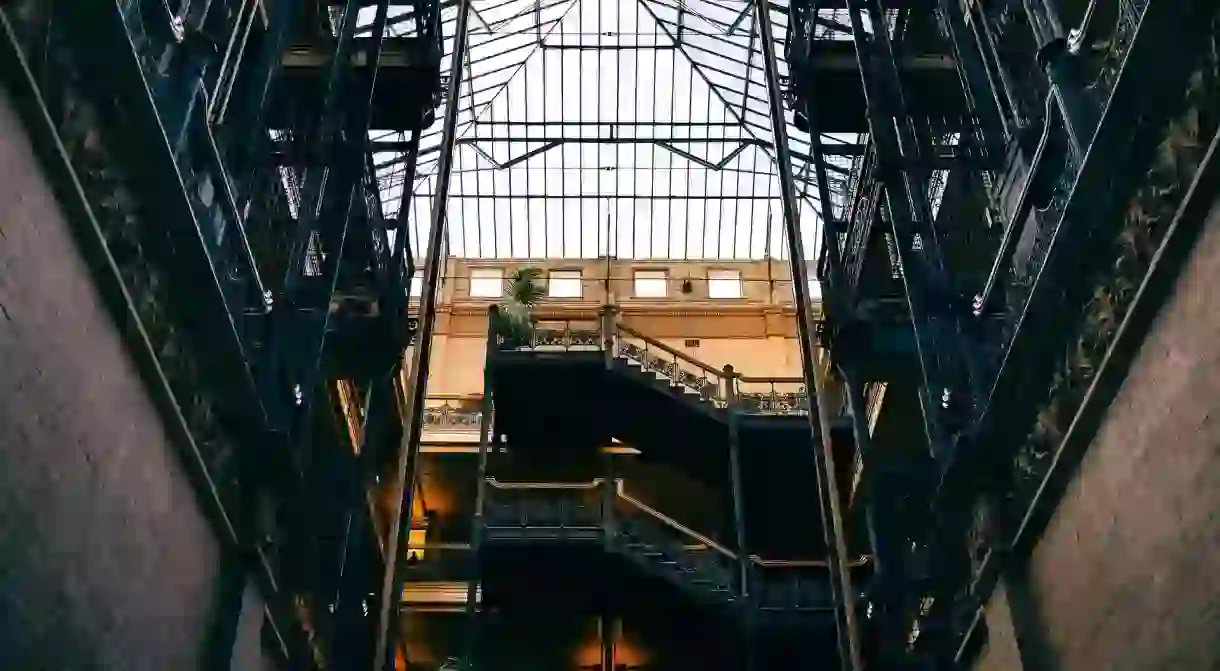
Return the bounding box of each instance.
[492,266,545,348]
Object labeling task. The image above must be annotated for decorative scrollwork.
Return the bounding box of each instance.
[618,340,725,404]
[523,327,600,349]
[737,390,810,416]
[422,402,482,430]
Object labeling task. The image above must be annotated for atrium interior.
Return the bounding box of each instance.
[1,0,1219,670]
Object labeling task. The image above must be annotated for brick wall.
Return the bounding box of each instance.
[997,191,1220,669]
[0,88,227,668]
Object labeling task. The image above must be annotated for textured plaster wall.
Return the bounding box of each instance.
[992,191,1220,670]
[0,87,226,669]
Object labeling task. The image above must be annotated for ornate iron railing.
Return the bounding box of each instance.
[498,312,834,416]
[498,316,601,351]
[613,322,731,406]
[998,28,1220,546]
[480,480,870,613]
[734,376,810,416]
[421,396,484,432]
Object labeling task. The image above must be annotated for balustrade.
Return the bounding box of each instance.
[495,312,833,417]
[477,479,870,615]
[422,396,484,432]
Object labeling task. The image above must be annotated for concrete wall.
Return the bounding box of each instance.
[996,191,1220,669]
[0,88,228,668]
[231,580,280,671]
[973,581,1024,671]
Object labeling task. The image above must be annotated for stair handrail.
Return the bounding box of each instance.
[749,555,873,568]
[615,487,737,560]
[485,478,605,490]
[615,322,728,380]
[613,319,814,406]
[735,374,804,384]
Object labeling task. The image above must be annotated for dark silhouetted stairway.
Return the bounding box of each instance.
[491,312,876,560]
[480,480,869,631]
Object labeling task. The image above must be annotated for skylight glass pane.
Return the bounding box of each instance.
[634,270,668,297]
[548,270,582,298]
[370,0,847,265]
[708,269,743,298]
[470,267,503,298]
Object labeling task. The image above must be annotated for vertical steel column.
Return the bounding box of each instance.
[934,0,1009,153]
[842,0,979,464]
[600,615,616,671]
[799,100,849,318]
[841,2,980,661]
[723,364,755,671]
[461,307,497,670]
[601,451,617,537]
[722,365,750,600]
[373,0,474,665]
[276,0,361,303]
[753,5,862,671]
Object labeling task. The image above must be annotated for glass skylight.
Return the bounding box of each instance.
[364,0,871,273]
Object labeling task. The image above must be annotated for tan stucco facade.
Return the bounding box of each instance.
[416,257,816,398]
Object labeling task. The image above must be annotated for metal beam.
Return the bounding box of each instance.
[373,0,473,668]
[406,193,797,200]
[754,5,862,671]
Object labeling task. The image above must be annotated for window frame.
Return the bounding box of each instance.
[707,269,744,299]
[633,269,669,298]
[468,267,504,298]
[547,269,583,298]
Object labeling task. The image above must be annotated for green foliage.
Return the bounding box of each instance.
[1013,47,1220,515]
[493,266,545,344]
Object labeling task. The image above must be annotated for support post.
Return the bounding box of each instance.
[842,370,903,656]
[373,0,474,666]
[753,6,862,671]
[723,365,749,599]
[1020,0,1098,158]
[601,452,617,538]
[600,614,616,671]
[600,303,618,370]
[461,306,497,671]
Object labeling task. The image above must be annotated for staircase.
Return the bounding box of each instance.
[481,480,867,628]
[501,316,816,421]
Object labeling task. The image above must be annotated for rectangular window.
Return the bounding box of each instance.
[408,275,423,298]
[633,270,668,297]
[708,269,743,299]
[791,278,824,302]
[469,268,503,298]
[548,270,582,298]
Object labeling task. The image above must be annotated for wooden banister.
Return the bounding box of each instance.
[615,322,726,378]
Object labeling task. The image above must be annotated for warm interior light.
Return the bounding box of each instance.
[334,380,363,453]
[407,527,428,563]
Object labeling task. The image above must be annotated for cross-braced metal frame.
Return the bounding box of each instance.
[359,0,888,262]
[373,0,865,669]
